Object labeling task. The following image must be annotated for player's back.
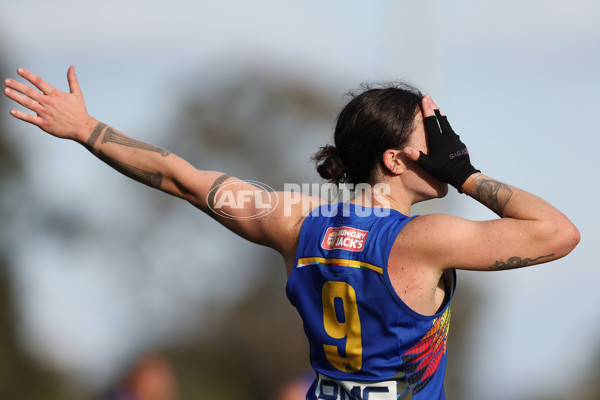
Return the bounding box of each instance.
[286,202,454,400]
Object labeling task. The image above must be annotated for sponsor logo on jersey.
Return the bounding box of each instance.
[314,374,396,400]
[321,226,369,252]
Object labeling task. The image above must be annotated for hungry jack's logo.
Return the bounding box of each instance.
[321,227,369,252]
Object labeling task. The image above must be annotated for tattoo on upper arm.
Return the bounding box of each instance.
[101,127,171,156]
[98,150,163,188]
[85,122,107,151]
[488,253,554,270]
[206,174,231,217]
[471,177,513,217]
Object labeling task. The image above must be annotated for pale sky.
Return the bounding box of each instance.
[1,1,599,399]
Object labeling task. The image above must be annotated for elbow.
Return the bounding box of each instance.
[563,222,581,255]
[549,219,580,259]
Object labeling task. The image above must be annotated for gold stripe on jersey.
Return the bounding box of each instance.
[297,257,383,275]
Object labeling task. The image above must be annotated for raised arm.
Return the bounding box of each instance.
[400,95,580,271]
[3,67,312,259]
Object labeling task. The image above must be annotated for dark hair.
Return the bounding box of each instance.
[313,82,423,185]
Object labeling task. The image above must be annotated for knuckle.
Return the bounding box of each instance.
[25,87,38,98]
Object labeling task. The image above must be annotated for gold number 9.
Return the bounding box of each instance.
[322,281,363,372]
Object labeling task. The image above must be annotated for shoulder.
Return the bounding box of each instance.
[394,213,454,249]
[399,213,469,239]
[268,192,326,248]
[393,213,477,271]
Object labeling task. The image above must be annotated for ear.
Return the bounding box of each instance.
[381,149,406,176]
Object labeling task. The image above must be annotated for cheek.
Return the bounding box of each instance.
[409,126,429,154]
[410,137,428,155]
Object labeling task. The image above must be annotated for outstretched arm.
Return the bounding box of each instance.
[5,67,200,197]
[3,67,312,258]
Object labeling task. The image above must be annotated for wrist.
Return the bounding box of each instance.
[450,164,480,192]
[459,172,481,194]
[75,116,100,144]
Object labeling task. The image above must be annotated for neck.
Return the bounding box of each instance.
[350,181,412,215]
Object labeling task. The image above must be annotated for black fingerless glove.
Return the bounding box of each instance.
[417,109,480,192]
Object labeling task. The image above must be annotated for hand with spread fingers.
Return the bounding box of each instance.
[4,66,97,141]
[403,95,480,192]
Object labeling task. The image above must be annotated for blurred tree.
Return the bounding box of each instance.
[171,65,340,187]
[0,258,78,400]
[0,58,79,399]
[163,254,311,400]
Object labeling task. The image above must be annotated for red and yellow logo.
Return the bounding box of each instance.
[321,227,369,252]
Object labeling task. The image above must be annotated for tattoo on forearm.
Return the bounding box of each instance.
[206,174,231,217]
[101,127,170,156]
[471,177,513,217]
[489,253,554,270]
[85,122,107,151]
[98,150,163,188]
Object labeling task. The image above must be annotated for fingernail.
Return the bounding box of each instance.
[10,110,16,115]
[17,68,24,74]
[4,88,11,94]
[5,78,11,85]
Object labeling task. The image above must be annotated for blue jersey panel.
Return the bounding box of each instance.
[286,203,455,400]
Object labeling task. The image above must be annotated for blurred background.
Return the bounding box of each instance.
[0,0,599,399]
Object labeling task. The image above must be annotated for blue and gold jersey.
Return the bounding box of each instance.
[286,203,455,400]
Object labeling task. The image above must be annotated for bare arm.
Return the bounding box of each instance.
[397,173,579,272]
[3,67,315,258]
[400,96,580,272]
[436,173,578,271]
[5,67,216,202]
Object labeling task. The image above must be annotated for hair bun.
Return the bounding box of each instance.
[312,145,347,185]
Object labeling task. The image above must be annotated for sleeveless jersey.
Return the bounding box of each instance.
[286,203,455,400]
